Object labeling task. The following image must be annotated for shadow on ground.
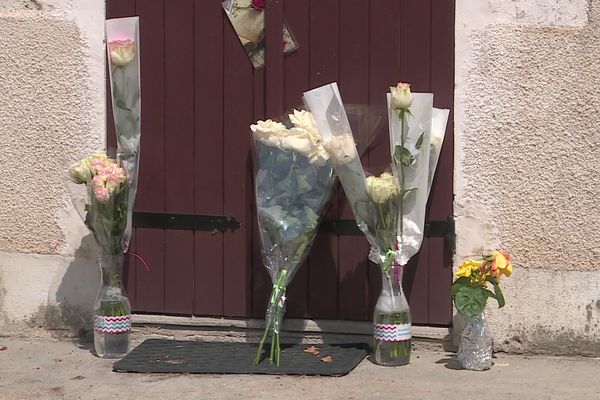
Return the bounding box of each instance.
[43,235,99,344]
[435,353,463,370]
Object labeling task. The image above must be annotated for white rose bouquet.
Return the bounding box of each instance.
[387,82,449,267]
[304,82,449,366]
[251,109,334,365]
[303,83,399,272]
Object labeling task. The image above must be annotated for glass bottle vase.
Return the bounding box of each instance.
[457,313,492,371]
[93,251,132,358]
[373,264,412,366]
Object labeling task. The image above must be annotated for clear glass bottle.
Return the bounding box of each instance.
[93,251,131,358]
[458,313,492,371]
[373,264,412,366]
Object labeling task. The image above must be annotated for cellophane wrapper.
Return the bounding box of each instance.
[388,93,449,266]
[252,110,334,364]
[106,17,142,252]
[303,83,395,266]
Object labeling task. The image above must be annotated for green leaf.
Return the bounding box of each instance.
[486,276,506,308]
[402,187,417,200]
[415,132,424,150]
[454,285,489,318]
[394,145,414,166]
[451,276,471,297]
[116,99,131,111]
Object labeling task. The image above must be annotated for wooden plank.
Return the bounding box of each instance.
[250,67,270,319]
[283,0,310,109]
[395,0,433,323]
[427,0,455,325]
[123,228,137,308]
[164,0,195,315]
[281,0,310,319]
[367,0,401,317]
[402,237,430,325]
[307,0,340,319]
[193,0,225,317]
[265,0,284,117]
[131,0,167,314]
[223,6,254,317]
[337,0,370,321]
[399,0,432,91]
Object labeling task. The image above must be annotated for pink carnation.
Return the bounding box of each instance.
[105,174,123,191]
[92,175,106,189]
[94,186,110,202]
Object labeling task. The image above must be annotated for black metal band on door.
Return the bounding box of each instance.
[132,212,455,252]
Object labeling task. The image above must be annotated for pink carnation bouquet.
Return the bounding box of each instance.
[69,152,133,357]
[69,152,129,255]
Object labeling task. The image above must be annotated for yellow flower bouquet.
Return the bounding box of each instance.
[451,251,513,318]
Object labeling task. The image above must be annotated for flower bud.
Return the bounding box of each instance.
[68,159,91,184]
[109,39,136,67]
[390,82,413,109]
[366,173,399,204]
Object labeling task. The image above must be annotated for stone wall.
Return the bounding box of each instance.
[455,0,600,355]
[0,0,104,334]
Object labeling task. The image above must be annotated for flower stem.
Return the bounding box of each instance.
[398,109,406,260]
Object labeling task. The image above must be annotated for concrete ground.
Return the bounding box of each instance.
[1,331,599,400]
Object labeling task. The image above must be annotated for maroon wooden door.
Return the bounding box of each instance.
[108,0,455,326]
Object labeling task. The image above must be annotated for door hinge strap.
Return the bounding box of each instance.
[132,212,240,233]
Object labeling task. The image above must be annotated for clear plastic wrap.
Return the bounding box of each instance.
[388,93,432,266]
[252,110,334,365]
[304,83,411,365]
[388,90,449,266]
[303,83,394,267]
[305,82,450,366]
[68,154,132,357]
[458,313,493,371]
[106,17,141,252]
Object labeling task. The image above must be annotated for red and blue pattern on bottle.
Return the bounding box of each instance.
[373,323,411,342]
[94,315,131,334]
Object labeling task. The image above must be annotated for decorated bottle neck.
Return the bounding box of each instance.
[99,251,124,288]
[381,264,403,295]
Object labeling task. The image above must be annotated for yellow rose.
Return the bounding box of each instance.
[108,39,136,67]
[390,82,413,109]
[491,251,512,278]
[455,259,483,279]
[366,173,399,204]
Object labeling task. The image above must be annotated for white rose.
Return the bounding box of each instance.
[251,119,287,135]
[366,172,399,204]
[251,119,287,148]
[68,159,91,184]
[323,134,357,164]
[316,146,330,162]
[390,82,413,109]
[289,109,317,132]
[281,133,312,155]
[68,151,108,184]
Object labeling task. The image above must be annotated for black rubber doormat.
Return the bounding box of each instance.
[113,339,369,376]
